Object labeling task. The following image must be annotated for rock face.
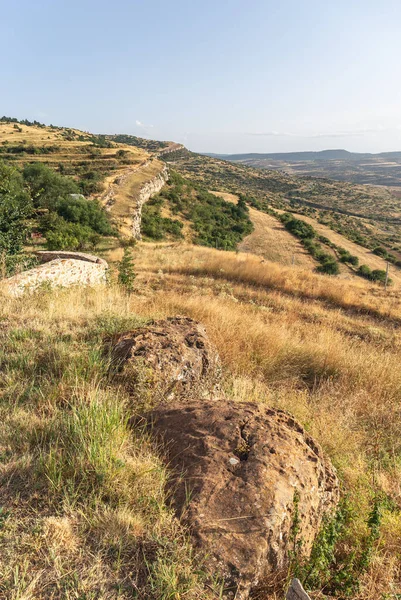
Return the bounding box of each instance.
[110,317,221,403]
[35,250,108,266]
[132,164,168,239]
[2,254,108,297]
[150,400,339,599]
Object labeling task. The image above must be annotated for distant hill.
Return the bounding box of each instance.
[204,148,401,187]
[206,149,401,162]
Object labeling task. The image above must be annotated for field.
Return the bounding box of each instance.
[1,244,401,599]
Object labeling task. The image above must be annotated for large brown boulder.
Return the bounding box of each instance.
[110,317,221,405]
[150,400,339,599]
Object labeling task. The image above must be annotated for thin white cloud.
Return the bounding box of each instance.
[247,127,391,139]
[135,119,153,128]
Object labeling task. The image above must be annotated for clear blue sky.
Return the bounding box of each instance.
[2,0,401,153]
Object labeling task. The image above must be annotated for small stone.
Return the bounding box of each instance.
[286,578,311,600]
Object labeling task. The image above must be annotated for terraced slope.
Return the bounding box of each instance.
[0,121,148,180]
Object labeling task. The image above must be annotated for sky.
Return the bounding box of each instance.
[2,0,401,154]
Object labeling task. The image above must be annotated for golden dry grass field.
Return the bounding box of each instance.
[0,122,148,169]
[1,244,401,599]
[210,190,316,268]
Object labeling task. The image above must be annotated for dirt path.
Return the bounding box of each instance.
[210,191,316,268]
[100,159,167,238]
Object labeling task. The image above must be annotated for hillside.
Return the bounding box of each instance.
[1,245,401,599]
[207,149,401,187]
[165,149,401,278]
[2,119,401,599]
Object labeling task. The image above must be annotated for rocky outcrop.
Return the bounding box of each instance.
[110,317,221,404]
[150,400,339,599]
[35,250,107,266]
[132,164,168,239]
[2,254,108,297]
[155,142,185,158]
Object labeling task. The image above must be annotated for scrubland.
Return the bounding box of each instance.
[1,243,401,599]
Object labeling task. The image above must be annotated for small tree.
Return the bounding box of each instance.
[118,248,136,294]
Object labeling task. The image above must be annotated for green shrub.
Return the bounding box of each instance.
[281,214,315,240]
[358,264,372,278]
[23,162,79,210]
[316,256,340,275]
[118,248,136,294]
[55,196,113,235]
[45,218,100,251]
[142,171,253,250]
[370,269,388,283]
[0,160,33,256]
[373,246,388,258]
[291,496,383,598]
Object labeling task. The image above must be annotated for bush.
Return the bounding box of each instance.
[118,248,136,294]
[316,256,340,275]
[55,197,113,235]
[358,264,372,278]
[0,161,33,256]
[370,269,388,283]
[141,197,184,241]
[23,163,79,210]
[45,218,100,251]
[338,248,359,266]
[141,171,253,250]
[373,246,388,258]
[281,214,315,240]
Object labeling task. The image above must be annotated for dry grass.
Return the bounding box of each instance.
[275,207,401,286]
[1,244,401,598]
[209,191,315,268]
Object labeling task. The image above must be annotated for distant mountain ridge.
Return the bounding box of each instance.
[206,149,401,161]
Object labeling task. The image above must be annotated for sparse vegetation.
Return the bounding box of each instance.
[142,171,253,249]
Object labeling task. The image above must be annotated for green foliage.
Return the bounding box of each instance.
[44,216,100,251]
[141,196,184,240]
[280,213,340,275]
[143,171,254,250]
[23,162,79,210]
[358,264,390,284]
[118,248,136,294]
[78,169,104,195]
[0,161,33,257]
[373,246,388,258]
[55,196,113,235]
[281,213,315,240]
[316,255,340,275]
[370,269,389,283]
[358,264,372,278]
[21,162,114,251]
[290,496,383,598]
[337,248,359,266]
[2,253,38,278]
